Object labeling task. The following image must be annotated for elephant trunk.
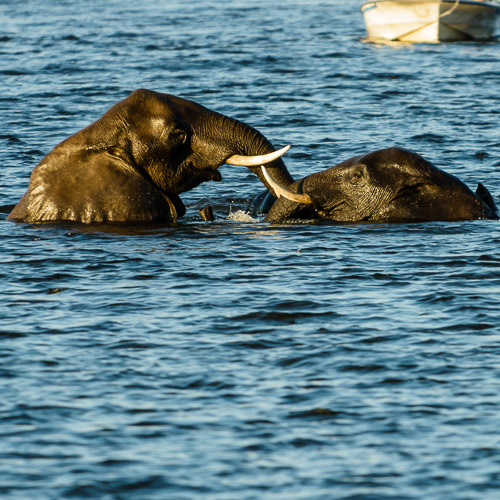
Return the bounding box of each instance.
[206,110,295,191]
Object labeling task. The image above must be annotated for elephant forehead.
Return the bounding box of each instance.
[306,166,347,184]
[149,116,168,135]
[155,92,207,120]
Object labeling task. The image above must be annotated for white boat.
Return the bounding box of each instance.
[361,0,500,42]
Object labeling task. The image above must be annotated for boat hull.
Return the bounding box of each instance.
[361,0,500,42]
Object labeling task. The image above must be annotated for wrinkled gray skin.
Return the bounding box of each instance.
[255,147,497,222]
[9,89,294,224]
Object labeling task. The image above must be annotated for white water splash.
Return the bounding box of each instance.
[226,209,259,223]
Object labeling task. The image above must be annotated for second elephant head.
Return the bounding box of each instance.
[259,147,497,222]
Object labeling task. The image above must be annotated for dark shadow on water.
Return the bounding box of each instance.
[0,204,15,214]
[361,35,499,47]
[9,219,180,237]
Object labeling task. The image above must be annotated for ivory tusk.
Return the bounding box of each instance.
[161,193,178,223]
[226,145,290,166]
[261,166,313,205]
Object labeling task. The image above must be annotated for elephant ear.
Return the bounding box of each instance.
[24,156,184,223]
[476,183,498,216]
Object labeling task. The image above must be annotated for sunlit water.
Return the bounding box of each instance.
[1,1,500,498]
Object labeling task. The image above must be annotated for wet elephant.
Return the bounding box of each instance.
[8,89,292,224]
[257,147,497,222]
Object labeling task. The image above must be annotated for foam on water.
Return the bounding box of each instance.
[226,209,260,223]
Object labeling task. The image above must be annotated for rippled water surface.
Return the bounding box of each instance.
[2,1,500,498]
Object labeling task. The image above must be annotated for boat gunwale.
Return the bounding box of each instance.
[361,0,500,13]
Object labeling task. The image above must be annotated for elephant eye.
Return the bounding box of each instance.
[349,167,365,185]
[351,172,362,184]
[169,128,187,146]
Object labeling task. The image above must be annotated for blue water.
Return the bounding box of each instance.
[2,1,500,498]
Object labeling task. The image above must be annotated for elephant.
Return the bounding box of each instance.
[8,89,293,224]
[254,147,498,222]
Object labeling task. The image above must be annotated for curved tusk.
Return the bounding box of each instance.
[161,193,178,223]
[262,166,313,205]
[226,145,290,166]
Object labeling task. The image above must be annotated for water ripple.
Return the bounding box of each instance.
[1,1,500,499]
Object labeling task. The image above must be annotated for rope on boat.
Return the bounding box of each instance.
[439,0,460,18]
[390,0,460,41]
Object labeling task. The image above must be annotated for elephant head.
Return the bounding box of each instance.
[261,147,498,222]
[8,89,293,224]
